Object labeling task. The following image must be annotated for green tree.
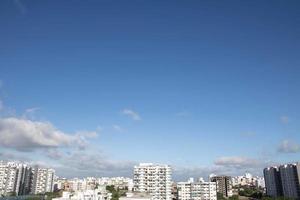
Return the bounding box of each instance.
[217,192,226,200]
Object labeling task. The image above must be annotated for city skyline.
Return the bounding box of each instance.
[0,0,300,180]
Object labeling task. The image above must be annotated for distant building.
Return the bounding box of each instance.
[53,187,112,200]
[177,178,217,200]
[134,163,172,200]
[210,175,232,197]
[119,192,151,200]
[231,173,265,188]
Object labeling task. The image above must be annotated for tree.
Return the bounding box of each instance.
[217,192,226,200]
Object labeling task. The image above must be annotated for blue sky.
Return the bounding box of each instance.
[0,0,299,180]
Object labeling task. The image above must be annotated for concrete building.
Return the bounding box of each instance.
[0,162,34,196]
[264,163,300,199]
[134,163,172,200]
[31,166,55,194]
[264,166,283,198]
[231,173,265,188]
[177,178,217,200]
[209,175,232,197]
[120,192,151,200]
[279,163,300,199]
[52,187,112,200]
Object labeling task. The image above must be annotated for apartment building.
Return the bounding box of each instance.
[264,162,300,199]
[0,162,33,196]
[210,175,232,197]
[53,187,112,200]
[0,161,55,196]
[231,173,265,188]
[279,163,300,199]
[134,163,172,200]
[263,166,283,197]
[31,166,55,194]
[177,178,217,200]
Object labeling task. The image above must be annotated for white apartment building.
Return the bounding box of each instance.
[231,173,265,188]
[0,161,55,196]
[134,163,172,200]
[56,177,134,193]
[31,166,55,194]
[53,188,112,200]
[120,192,151,200]
[0,161,33,196]
[177,178,217,200]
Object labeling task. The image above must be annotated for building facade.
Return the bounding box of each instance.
[209,175,232,197]
[0,161,55,196]
[134,163,172,200]
[264,162,300,199]
[31,166,55,194]
[279,163,300,199]
[177,178,217,200]
[231,173,265,188]
[263,166,283,198]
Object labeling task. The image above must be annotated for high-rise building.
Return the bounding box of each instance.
[279,163,300,199]
[177,178,217,200]
[0,162,34,196]
[209,175,232,197]
[133,163,172,200]
[0,161,55,196]
[263,166,283,198]
[16,165,33,195]
[264,162,300,199]
[31,166,55,194]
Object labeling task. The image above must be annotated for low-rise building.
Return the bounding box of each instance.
[52,188,112,200]
[119,192,151,200]
[177,178,217,200]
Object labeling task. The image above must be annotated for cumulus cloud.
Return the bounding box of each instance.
[280,116,289,124]
[122,109,141,121]
[173,165,224,181]
[45,149,64,160]
[278,140,300,153]
[0,117,94,151]
[214,156,261,168]
[54,151,136,178]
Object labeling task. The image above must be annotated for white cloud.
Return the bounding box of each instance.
[76,131,98,139]
[45,149,64,160]
[214,156,261,168]
[0,117,94,151]
[54,151,136,178]
[278,140,300,153]
[0,100,3,111]
[122,109,141,121]
[112,124,123,132]
[25,107,40,114]
[280,116,289,124]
